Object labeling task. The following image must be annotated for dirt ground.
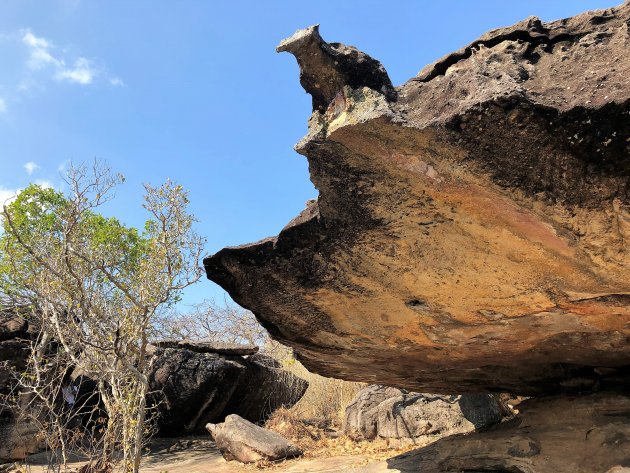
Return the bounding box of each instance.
[18,438,393,473]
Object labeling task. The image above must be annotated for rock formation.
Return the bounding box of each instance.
[148,345,308,436]
[344,385,502,441]
[361,394,630,473]
[205,3,630,395]
[0,313,308,459]
[207,414,302,463]
[0,310,43,462]
[152,339,258,356]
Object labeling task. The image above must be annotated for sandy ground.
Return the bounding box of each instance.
[19,438,391,473]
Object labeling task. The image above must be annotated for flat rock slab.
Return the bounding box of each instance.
[207,414,302,463]
[205,3,630,395]
[152,339,258,356]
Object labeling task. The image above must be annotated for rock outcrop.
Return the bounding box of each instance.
[344,385,501,441]
[362,393,630,473]
[0,318,308,456]
[0,310,35,396]
[205,3,630,395]
[153,339,258,356]
[0,310,44,463]
[149,347,247,436]
[207,414,302,463]
[148,345,308,436]
[0,421,42,463]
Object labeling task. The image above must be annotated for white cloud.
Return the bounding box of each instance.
[34,179,53,189]
[57,160,69,173]
[21,29,107,86]
[0,186,19,206]
[24,161,40,175]
[0,97,6,115]
[22,30,51,50]
[54,57,96,85]
[109,77,124,87]
[22,30,61,70]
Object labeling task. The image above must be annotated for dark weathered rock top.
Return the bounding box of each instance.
[152,339,259,356]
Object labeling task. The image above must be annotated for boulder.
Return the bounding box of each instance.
[362,393,630,473]
[0,310,43,463]
[153,339,258,356]
[148,346,308,436]
[223,356,309,423]
[0,310,36,396]
[207,414,302,463]
[276,25,397,112]
[344,385,502,440]
[0,418,42,463]
[205,3,630,395]
[148,347,248,436]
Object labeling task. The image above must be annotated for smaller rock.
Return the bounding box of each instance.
[344,385,502,440]
[207,414,302,463]
[152,339,258,356]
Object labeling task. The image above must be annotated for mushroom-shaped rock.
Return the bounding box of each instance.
[206,4,630,395]
[207,414,302,463]
[277,25,397,112]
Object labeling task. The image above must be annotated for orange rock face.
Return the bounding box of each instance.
[205,5,630,395]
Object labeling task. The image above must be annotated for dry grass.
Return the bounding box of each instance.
[244,344,416,470]
[250,408,428,470]
[266,342,365,427]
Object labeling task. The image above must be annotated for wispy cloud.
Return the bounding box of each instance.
[109,77,124,87]
[57,160,69,173]
[23,30,60,70]
[24,161,40,175]
[0,186,19,206]
[20,29,113,86]
[34,179,53,189]
[54,57,96,85]
[0,97,6,115]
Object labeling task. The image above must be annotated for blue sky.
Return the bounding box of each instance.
[0,0,619,308]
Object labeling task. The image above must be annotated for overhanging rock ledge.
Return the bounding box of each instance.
[205,4,630,395]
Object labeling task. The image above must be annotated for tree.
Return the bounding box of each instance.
[156,298,270,347]
[0,161,205,472]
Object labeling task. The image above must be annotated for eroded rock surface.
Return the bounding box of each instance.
[361,393,630,473]
[205,4,630,394]
[344,385,501,441]
[148,346,308,436]
[0,310,44,462]
[207,414,302,464]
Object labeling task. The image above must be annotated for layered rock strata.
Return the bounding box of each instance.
[205,4,630,394]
